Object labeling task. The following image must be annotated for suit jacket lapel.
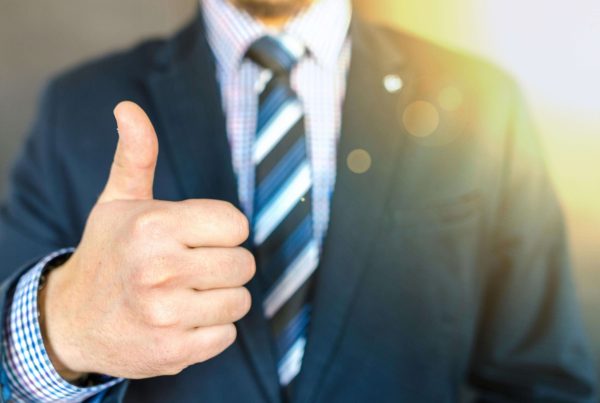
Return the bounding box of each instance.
[146,18,237,203]
[294,18,415,403]
[145,14,281,403]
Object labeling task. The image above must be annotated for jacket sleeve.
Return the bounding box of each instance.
[467,80,598,402]
[0,81,129,402]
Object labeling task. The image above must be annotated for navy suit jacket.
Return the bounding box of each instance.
[0,12,597,403]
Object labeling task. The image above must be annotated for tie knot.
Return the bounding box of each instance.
[247,35,305,76]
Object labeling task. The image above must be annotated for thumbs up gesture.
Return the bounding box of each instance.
[40,102,255,380]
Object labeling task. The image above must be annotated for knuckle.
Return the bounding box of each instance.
[125,231,177,291]
[187,199,249,244]
[214,250,235,273]
[218,248,254,284]
[238,248,256,282]
[234,212,250,243]
[130,210,165,239]
[229,288,252,319]
[130,263,173,290]
[142,300,178,328]
[239,288,252,316]
[221,324,238,348]
[220,202,249,243]
[222,323,237,347]
[227,324,238,343]
[129,265,151,289]
[196,325,237,363]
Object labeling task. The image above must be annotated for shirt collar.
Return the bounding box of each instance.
[202,0,352,74]
[286,0,352,69]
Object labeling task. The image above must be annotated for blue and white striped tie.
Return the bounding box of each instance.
[247,35,317,390]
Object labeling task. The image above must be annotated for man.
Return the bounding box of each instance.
[0,0,597,401]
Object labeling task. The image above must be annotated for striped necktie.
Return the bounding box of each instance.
[247,35,318,391]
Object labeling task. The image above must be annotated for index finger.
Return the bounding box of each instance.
[167,199,249,248]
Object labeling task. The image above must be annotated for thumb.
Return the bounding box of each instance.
[99,101,159,203]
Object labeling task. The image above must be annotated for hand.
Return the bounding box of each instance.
[39,102,255,381]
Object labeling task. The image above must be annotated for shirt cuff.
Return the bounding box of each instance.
[1,249,123,402]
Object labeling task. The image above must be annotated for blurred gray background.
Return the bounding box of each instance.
[0,0,198,189]
[1,0,599,383]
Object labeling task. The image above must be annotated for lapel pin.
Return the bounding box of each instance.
[383,74,403,94]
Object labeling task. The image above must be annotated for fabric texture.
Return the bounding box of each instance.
[0,4,596,403]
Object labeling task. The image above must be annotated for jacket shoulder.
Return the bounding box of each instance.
[373,24,516,90]
[368,24,524,143]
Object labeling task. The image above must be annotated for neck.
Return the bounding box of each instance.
[228,0,314,30]
[258,15,292,30]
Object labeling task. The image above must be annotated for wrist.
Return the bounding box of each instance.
[38,257,89,382]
